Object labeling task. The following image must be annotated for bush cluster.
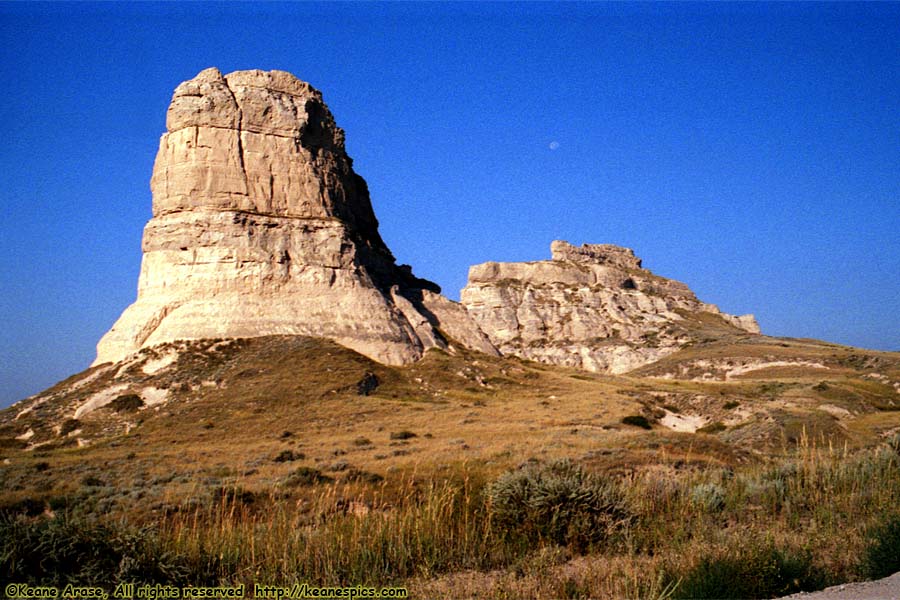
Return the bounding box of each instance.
[0,514,214,587]
[621,415,652,430]
[109,394,144,413]
[273,449,304,463]
[669,541,825,599]
[863,513,900,579]
[282,466,331,487]
[487,459,630,552]
[690,483,726,512]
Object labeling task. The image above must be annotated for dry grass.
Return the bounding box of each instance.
[5,436,897,599]
[2,335,899,596]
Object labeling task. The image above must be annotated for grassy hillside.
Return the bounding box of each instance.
[1,335,899,597]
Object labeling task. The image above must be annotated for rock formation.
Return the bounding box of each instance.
[95,68,496,365]
[460,241,759,374]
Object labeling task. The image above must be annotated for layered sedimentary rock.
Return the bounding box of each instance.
[95,68,496,365]
[460,241,759,374]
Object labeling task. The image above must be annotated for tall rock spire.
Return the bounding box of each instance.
[95,68,496,365]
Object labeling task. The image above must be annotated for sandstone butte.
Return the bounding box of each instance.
[95,67,758,373]
[461,240,759,374]
[94,67,497,366]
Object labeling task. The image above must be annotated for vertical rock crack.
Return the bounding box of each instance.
[223,78,249,194]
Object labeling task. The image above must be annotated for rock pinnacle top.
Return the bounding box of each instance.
[151,67,381,247]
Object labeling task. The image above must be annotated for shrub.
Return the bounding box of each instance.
[59,419,81,436]
[669,542,824,599]
[47,495,76,512]
[109,394,144,413]
[0,514,212,587]
[862,513,900,579]
[741,477,787,512]
[697,421,727,435]
[281,467,331,487]
[487,459,630,552]
[622,415,652,430]
[390,430,417,440]
[213,486,256,506]
[355,372,379,396]
[0,497,45,518]
[273,450,304,463]
[690,483,726,512]
[888,432,900,456]
[344,468,384,484]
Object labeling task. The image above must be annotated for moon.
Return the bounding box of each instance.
[549,141,560,150]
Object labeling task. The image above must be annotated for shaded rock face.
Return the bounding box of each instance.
[95,68,496,365]
[461,241,759,374]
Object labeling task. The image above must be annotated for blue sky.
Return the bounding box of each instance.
[1,2,898,406]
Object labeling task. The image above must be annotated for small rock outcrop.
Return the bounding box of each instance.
[95,68,496,365]
[460,241,759,374]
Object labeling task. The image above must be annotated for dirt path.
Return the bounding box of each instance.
[779,572,900,600]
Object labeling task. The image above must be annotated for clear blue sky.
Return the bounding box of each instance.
[1,2,898,406]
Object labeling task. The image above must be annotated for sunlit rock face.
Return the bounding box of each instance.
[461,241,760,374]
[95,68,496,366]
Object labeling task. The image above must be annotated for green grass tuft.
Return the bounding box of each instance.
[668,541,825,599]
[862,513,900,579]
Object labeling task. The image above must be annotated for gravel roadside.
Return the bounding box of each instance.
[779,572,900,600]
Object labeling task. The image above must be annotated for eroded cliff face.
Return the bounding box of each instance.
[460,241,759,374]
[95,68,495,366]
